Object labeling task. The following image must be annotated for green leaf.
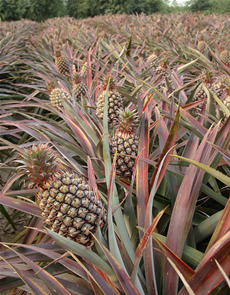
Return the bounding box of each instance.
[173,155,230,187]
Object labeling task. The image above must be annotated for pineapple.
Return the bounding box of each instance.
[55,46,71,75]
[197,40,207,53]
[155,59,170,80]
[147,48,162,71]
[73,73,88,101]
[80,61,96,79]
[220,50,230,66]
[96,75,124,125]
[194,70,216,102]
[47,81,72,107]
[17,144,106,246]
[109,109,139,179]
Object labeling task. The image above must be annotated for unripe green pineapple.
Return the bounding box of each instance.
[73,73,88,101]
[109,109,139,179]
[55,46,71,75]
[96,75,124,125]
[220,50,230,66]
[17,144,106,246]
[47,81,72,107]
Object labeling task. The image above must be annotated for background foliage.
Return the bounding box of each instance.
[1,0,230,22]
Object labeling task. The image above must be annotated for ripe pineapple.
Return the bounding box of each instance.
[197,40,207,53]
[194,70,217,102]
[47,81,72,107]
[96,75,124,125]
[17,144,106,246]
[155,59,170,80]
[55,46,71,75]
[220,50,230,66]
[109,109,139,179]
[73,73,88,101]
[147,48,162,70]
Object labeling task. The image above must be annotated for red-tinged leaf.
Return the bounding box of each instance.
[150,106,180,188]
[142,94,153,114]
[178,231,230,295]
[180,107,207,136]
[164,125,220,295]
[131,207,167,280]
[153,234,195,281]
[87,49,93,90]
[0,255,49,295]
[63,116,96,157]
[69,253,120,295]
[206,198,230,253]
[136,98,151,232]
[93,235,141,295]
[0,195,41,217]
[4,246,72,295]
[87,157,100,200]
[207,141,230,166]
[1,243,87,279]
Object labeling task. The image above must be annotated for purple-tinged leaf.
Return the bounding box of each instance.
[153,234,195,281]
[69,253,120,295]
[0,255,49,295]
[206,197,230,253]
[180,107,207,136]
[131,207,167,281]
[0,195,41,217]
[164,124,220,295]
[4,246,73,295]
[93,235,141,295]
[178,231,230,295]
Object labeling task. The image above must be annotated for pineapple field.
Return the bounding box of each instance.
[0,12,230,295]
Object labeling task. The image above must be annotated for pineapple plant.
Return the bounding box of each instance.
[147,48,162,71]
[193,70,220,102]
[73,73,88,101]
[96,75,124,125]
[155,58,170,80]
[219,49,230,66]
[55,45,71,75]
[47,81,72,107]
[17,144,107,246]
[109,109,139,179]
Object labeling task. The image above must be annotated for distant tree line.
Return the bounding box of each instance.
[0,0,230,22]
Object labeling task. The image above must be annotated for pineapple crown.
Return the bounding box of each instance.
[200,70,214,84]
[116,108,138,136]
[17,144,60,188]
[101,75,116,91]
[47,81,57,93]
[73,73,81,85]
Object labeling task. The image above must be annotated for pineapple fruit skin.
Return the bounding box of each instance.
[73,82,88,101]
[49,88,72,107]
[110,133,138,179]
[38,170,106,246]
[220,50,230,66]
[96,90,123,125]
[55,52,71,75]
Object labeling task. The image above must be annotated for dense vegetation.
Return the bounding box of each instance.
[1,0,230,22]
